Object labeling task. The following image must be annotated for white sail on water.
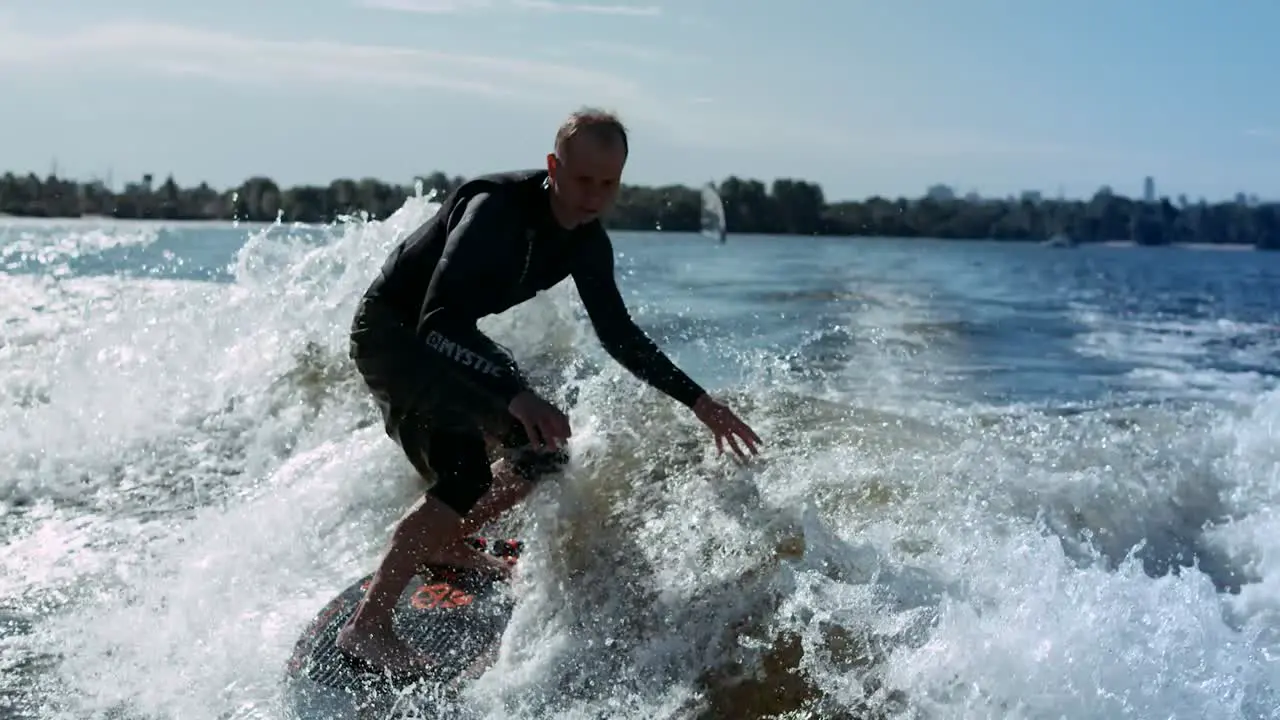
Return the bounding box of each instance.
[700,182,727,243]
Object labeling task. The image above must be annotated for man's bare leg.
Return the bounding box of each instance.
[334,460,537,673]
[422,458,538,573]
[459,458,537,534]
[336,494,467,674]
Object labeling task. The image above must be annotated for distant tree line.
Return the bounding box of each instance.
[1,170,1278,249]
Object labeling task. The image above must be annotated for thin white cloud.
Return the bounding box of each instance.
[1245,128,1278,143]
[510,0,660,16]
[0,20,642,104]
[0,19,1062,161]
[0,19,747,150]
[358,0,660,16]
[357,0,494,13]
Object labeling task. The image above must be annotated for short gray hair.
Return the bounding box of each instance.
[554,107,629,158]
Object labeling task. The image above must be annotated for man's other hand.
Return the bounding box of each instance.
[692,394,762,461]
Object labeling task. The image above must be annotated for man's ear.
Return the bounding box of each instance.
[545,152,557,179]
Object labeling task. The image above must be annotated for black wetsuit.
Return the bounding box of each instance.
[350,169,705,514]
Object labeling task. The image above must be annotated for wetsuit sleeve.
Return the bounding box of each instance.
[417,191,529,408]
[571,227,707,408]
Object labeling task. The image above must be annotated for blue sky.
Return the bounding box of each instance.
[1,0,1276,202]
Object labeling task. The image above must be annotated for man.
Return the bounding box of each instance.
[337,108,762,676]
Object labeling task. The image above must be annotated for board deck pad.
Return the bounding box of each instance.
[282,537,523,718]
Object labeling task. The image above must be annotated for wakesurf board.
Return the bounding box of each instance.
[281,537,523,718]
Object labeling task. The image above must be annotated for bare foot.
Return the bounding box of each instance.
[335,622,434,677]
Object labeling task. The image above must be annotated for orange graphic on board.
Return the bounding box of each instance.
[410,582,475,610]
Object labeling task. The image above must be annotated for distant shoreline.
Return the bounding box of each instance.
[2,171,1278,248]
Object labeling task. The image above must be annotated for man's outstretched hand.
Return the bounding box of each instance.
[692,394,762,461]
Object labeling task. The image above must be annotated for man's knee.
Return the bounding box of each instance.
[419,420,499,515]
[427,477,491,518]
[424,448,564,517]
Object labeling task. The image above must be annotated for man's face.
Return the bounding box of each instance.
[546,134,626,227]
